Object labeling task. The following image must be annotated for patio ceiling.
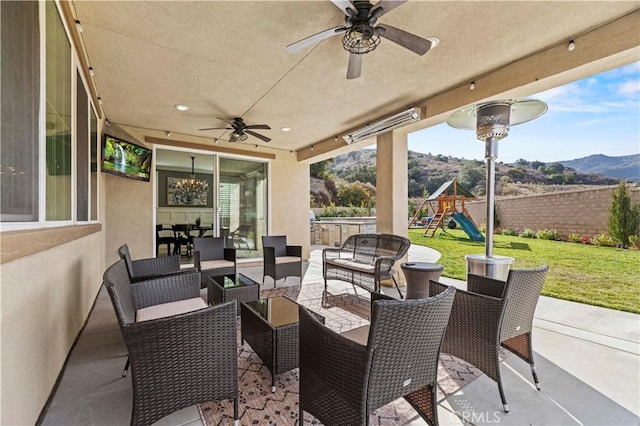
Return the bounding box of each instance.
[70,1,639,159]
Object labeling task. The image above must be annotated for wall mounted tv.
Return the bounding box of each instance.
[101,134,152,182]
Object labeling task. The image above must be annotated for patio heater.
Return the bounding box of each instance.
[447,99,547,280]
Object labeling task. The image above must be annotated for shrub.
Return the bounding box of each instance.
[501,228,516,236]
[536,229,561,240]
[320,202,338,217]
[629,235,639,249]
[608,182,640,247]
[519,228,536,238]
[567,234,582,243]
[592,233,617,247]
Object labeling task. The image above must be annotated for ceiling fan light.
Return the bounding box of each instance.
[342,28,380,54]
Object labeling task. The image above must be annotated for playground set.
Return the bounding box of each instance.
[408,179,485,241]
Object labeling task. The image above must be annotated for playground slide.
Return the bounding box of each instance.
[452,212,485,242]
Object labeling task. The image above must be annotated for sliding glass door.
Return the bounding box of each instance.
[155,149,268,259]
[219,157,267,258]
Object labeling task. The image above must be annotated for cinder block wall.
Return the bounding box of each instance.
[464,184,640,238]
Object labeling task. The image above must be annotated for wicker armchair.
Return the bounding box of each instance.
[103,259,239,426]
[299,285,457,426]
[117,244,192,282]
[262,235,302,287]
[193,237,237,289]
[435,265,549,412]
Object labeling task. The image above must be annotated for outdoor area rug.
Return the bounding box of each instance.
[198,282,485,425]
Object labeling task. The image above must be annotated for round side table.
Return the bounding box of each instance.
[401,262,445,299]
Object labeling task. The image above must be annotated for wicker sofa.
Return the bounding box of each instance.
[322,233,411,298]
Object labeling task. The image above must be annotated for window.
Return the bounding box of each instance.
[90,106,98,221]
[76,70,89,221]
[1,1,98,227]
[45,0,72,221]
[0,0,40,222]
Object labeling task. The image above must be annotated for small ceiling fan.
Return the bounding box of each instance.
[286,0,439,79]
[199,117,271,142]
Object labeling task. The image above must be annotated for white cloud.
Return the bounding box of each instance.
[617,79,640,95]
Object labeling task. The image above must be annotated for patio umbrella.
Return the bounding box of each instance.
[447,99,547,279]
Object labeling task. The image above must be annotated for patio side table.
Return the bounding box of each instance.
[241,296,324,392]
[401,262,444,299]
[208,273,260,313]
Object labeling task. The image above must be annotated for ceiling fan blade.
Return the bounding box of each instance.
[287,26,347,53]
[346,53,362,80]
[369,0,406,20]
[377,24,435,56]
[199,127,232,131]
[330,0,355,15]
[245,130,271,143]
[244,124,271,130]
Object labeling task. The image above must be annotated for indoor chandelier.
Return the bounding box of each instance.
[175,156,208,202]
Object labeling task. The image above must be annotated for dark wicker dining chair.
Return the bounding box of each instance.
[299,285,457,426]
[262,235,302,287]
[434,265,549,413]
[193,236,237,288]
[103,259,239,426]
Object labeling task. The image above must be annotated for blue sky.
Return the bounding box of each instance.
[407,62,640,164]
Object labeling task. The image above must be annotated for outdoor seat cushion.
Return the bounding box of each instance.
[340,325,370,346]
[200,259,235,271]
[275,256,301,264]
[327,258,375,274]
[136,297,207,322]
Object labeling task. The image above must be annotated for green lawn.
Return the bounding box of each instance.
[408,229,640,314]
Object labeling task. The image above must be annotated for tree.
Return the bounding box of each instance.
[458,164,484,189]
[310,159,333,179]
[337,182,372,207]
[530,160,545,170]
[608,182,640,247]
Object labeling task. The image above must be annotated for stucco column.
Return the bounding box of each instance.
[376,131,408,238]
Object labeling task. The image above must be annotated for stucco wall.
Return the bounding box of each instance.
[269,153,311,259]
[104,173,155,264]
[464,184,640,238]
[0,230,105,425]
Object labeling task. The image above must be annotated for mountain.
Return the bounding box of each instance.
[559,154,640,182]
[310,150,621,205]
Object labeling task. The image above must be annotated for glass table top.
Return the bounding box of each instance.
[243,296,299,327]
[212,273,258,289]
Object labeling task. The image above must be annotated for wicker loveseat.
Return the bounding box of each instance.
[322,233,411,298]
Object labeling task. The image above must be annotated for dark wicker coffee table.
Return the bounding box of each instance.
[241,296,324,392]
[207,273,260,313]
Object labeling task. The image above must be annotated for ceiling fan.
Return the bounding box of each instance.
[286,0,439,79]
[199,117,271,142]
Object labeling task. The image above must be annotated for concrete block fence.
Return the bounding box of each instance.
[464,184,640,239]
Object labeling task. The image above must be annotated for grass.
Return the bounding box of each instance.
[408,228,640,314]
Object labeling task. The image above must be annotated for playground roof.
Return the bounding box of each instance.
[427,180,476,201]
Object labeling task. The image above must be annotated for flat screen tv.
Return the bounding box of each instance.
[101,134,152,182]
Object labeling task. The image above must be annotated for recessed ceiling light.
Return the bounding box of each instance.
[281,127,291,132]
[175,104,189,111]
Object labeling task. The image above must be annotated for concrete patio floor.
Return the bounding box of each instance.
[41,245,640,425]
